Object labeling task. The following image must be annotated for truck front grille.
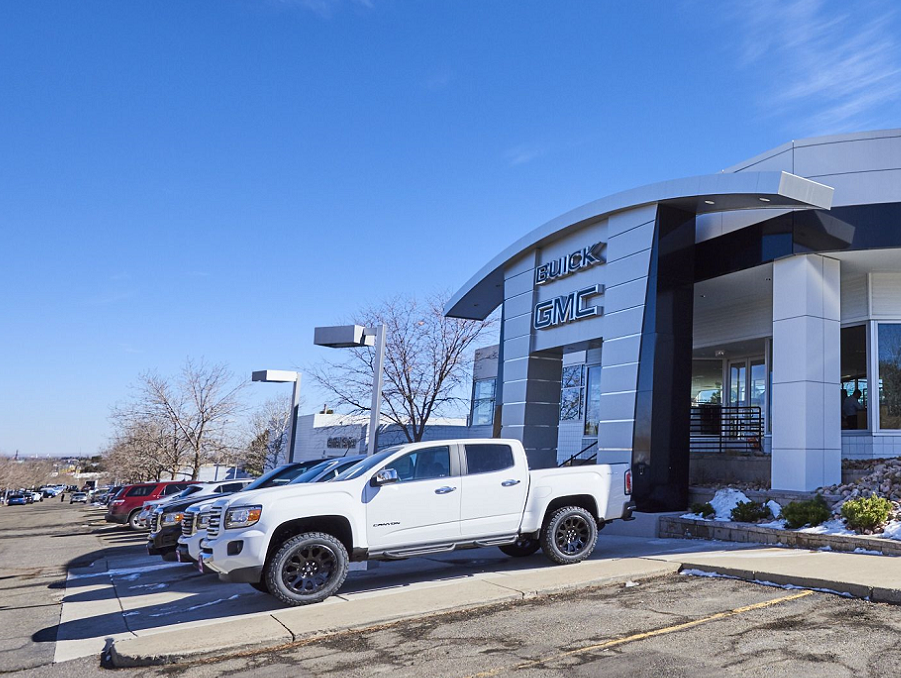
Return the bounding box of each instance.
[181,513,194,537]
[207,507,222,539]
[153,511,162,533]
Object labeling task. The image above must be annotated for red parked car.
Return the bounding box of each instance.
[105,481,200,529]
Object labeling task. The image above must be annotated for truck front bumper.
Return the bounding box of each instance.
[200,529,268,583]
[179,532,206,562]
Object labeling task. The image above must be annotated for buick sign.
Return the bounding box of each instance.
[535,242,605,286]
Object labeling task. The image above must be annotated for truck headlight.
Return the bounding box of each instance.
[162,512,184,526]
[225,505,262,529]
[197,511,212,530]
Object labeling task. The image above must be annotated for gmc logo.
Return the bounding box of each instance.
[533,284,604,330]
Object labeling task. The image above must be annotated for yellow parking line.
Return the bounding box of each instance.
[465,589,814,678]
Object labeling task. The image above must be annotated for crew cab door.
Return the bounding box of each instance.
[364,444,461,549]
[459,443,529,539]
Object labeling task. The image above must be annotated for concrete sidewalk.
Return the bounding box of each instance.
[100,534,901,667]
[653,546,901,603]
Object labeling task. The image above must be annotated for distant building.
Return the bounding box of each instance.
[291,413,470,463]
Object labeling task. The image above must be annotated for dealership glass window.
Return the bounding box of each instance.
[583,366,603,435]
[878,324,901,430]
[841,325,869,430]
[691,360,723,405]
[560,365,584,421]
[470,378,496,426]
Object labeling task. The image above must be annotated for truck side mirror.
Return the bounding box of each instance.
[371,468,399,487]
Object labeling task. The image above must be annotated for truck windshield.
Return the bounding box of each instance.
[243,463,313,491]
[333,447,402,481]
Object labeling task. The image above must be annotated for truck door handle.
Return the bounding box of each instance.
[501,479,521,487]
[435,486,457,494]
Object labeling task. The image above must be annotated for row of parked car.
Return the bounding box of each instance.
[4,484,80,505]
[101,455,366,560]
[87,439,634,608]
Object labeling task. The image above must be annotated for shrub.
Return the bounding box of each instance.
[781,494,831,529]
[841,495,894,533]
[689,502,715,518]
[730,500,772,523]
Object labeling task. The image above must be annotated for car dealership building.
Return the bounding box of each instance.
[446,129,901,512]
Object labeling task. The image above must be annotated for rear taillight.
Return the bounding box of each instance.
[624,469,632,495]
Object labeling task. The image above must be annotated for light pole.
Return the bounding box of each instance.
[313,324,386,456]
[251,370,302,463]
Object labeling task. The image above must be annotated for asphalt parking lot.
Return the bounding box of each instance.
[5,501,901,677]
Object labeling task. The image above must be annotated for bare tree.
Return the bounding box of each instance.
[311,292,496,443]
[246,394,296,474]
[114,359,246,480]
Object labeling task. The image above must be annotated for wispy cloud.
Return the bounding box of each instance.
[85,290,136,305]
[737,0,901,133]
[504,142,549,167]
[271,0,372,19]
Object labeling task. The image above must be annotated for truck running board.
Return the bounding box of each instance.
[377,534,521,560]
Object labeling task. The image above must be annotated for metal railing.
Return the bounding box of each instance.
[559,440,598,467]
[690,405,763,453]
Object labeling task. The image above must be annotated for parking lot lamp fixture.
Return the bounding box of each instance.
[313,324,386,456]
[251,370,302,463]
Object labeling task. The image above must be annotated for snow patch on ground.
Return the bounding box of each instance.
[758,518,787,529]
[710,488,751,521]
[798,519,855,536]
[128,582,168,591]
[185,594,242,612]
[766,500,782,518]
[681,569,855,598]
[881,521,901,540]
[68,562,187,581]
[681,512,714,521]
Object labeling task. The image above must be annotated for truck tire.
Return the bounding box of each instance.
[265,532,349,606]
[128,510,144,531]
[499,537,541,558]
[539,506,598,565]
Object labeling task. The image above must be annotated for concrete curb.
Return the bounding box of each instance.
[108,561,679,667]
[679,563,901,604]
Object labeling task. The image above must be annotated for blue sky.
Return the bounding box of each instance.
[2,0,900,457]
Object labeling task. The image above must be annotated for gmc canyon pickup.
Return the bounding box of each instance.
[201,439,634,606]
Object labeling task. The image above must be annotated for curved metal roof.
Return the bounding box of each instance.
[445,170,833,320]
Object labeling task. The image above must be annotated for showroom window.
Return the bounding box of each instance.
[691,360,723,405]
[560,366,584,420]
[841,325,869,430]
[878,324,901,430]
[583,366,603,435]
[470,378,496,426]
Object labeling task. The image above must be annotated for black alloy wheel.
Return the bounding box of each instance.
[283,544,336,594]
[539,506,599,565]
[265,532,350,606]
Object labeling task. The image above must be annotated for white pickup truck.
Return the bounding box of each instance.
[201,439,634,606]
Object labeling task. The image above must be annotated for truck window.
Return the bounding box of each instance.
[388,446,451,482]
[464,444,514,475]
